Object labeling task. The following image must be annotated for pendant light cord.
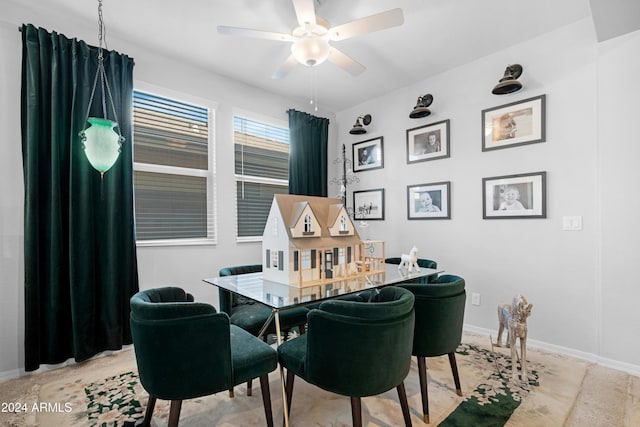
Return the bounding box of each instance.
[80,0,123,142]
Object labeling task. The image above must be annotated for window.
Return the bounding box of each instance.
[133,90,215,244]
[304,214,312,233]
[340,215,347,231]
[301,250,311,269]
[234,115,289,240]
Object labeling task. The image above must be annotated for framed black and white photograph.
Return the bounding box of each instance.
[353,188,385,220]
[406,119,450,163]
[482,94,546,151]
[482,171,547,219]
[352,137,384,172]
[407,181,451,220]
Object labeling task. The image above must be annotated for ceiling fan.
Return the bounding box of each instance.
[217,0,404,79]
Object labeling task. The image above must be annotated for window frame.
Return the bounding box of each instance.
[133,82,218,247]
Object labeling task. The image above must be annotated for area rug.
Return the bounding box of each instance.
[4,332,590,426]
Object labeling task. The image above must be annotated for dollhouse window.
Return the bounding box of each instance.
[301,250,311,269]
[340,216,347,231]
[304,214,312,233]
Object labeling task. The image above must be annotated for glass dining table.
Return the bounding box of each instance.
[203,263,441,426]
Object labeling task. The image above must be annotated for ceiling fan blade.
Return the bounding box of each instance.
[292,0,317,26]
[272,54,299,79]
[327,46,365,76]
[329,8,404,41]
[217,25,294,42]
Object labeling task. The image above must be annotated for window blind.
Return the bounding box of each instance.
[134,90,214,242]
[234,115,289,239]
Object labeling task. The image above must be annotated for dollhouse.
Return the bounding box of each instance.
[262,194,385,286]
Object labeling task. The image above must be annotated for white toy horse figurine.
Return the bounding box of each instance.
[398,246,420,273]
[497,294,533,383]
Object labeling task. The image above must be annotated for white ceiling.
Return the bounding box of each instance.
[12,0,594,112]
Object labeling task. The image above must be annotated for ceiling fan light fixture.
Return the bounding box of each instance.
[291,37,330,66]
[492,64,523,95]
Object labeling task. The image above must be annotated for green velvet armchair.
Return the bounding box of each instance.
[130,287,277,427]
[218,265,309,397]
[218,265,310,337]
[398,274,466,423]
[277,286,416,427]
[385,257,438,283]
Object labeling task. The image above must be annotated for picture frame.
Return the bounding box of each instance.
[482,171,547,219]
[352,137,384,172]
[407,181,451,220]
[406,119,450,163]
[353,188,385,220]
[482,94,546,151]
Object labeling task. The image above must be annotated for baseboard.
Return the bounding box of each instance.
[464,324,640,376]
[0,344,134,382]
[0,368,22,382]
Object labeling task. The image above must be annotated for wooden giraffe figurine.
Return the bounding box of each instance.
[497,294,533,382]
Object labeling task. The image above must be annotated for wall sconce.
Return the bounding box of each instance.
[349,114,372,135]
[409,94,433,118]
[492,64,523,95]
[78,0,124,177]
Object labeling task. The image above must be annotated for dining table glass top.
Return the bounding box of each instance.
[203,263,441,310]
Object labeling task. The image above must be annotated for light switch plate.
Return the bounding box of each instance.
[562,216,583,231]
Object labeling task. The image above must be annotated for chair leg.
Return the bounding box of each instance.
[417,356,430,424]
[228,388,234,398]
[299,323,306,335]
[247,378,253,396]
[284,369,296,417]
[259,375,274,427]
[350,396,362,427]
[142,395,156,427]
[168,400,182,427]
[448,352,462,396]
[396,382,412,427]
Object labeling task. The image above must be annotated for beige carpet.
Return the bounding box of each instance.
[1,331,638,427]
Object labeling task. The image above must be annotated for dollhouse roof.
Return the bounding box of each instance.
[272,194,361,250]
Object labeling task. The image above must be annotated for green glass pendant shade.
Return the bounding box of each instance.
[81,117,122,174]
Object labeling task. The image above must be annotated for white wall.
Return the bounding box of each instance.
[0,20,25,380]
[597,30,640,369]
[332,19,640,372]
[0,4,336,378]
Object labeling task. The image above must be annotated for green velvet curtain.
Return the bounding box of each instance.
[21,24,138,371]
[287,109,329,196]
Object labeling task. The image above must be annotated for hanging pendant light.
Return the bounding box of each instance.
[78,0,124,177]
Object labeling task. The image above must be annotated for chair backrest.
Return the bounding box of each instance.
[385,257,438,283]
[304,286,415,397]
[130,287,233,400]
[398,274,466,357]
[218,264,263,314]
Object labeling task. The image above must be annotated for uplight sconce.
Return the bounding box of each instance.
[349,114,372,135]
[409,94,433,118]
[492,64,523,95]
[78,0,124,177]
